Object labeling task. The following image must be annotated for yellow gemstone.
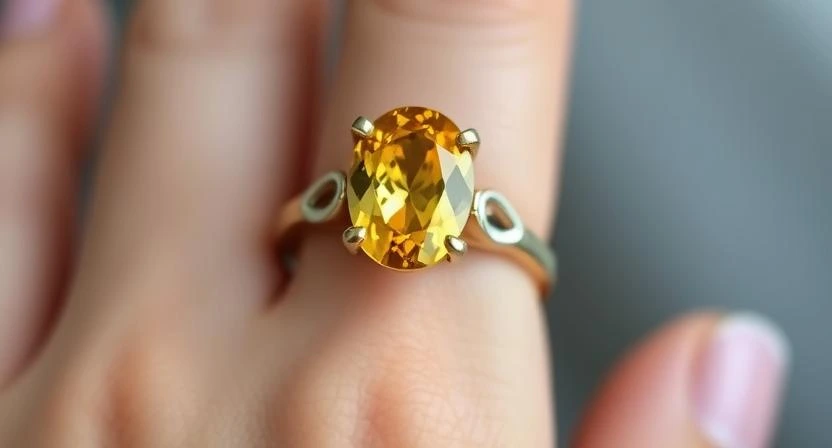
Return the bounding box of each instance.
[346,107,475,270]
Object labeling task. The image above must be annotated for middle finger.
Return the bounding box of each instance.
[69,0,326,319]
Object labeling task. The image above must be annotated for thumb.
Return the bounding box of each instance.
[573,312,790,448]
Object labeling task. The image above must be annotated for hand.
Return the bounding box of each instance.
[0,0,788,446]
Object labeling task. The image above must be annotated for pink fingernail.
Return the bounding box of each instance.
[1,0,61,37]
[694,313,790,448]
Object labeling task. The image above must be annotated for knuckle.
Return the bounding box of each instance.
[275,316,510,447]
[103,331,200,447]
[369,0,555,25]
[18,269,219,446]
[362,367,504,447]
[9,355,108,446]
[127,0,322,53]
[127,2,215,53]
[274,359,359,446]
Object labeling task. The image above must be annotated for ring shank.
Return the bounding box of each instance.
[275,171,557,296]
[462,190,557,295]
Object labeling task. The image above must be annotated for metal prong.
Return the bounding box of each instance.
[457,129,480,157]
[342,226,367,255]
[351,116,374,140]
[445,235,468,262]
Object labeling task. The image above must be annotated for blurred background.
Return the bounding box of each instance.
[549,2,831,447]
[106,1,831,446]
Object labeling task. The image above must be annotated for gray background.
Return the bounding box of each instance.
[550,2,831,447]
[109,1,831,446]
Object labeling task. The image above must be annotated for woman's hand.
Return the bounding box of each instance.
[0,0,787,446]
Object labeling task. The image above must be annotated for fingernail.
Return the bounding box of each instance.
[694,313,790,448]
[1,0,62,38]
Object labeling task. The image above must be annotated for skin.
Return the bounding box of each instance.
[0,0,745,446]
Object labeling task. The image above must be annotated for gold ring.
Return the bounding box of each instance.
[275,106,558,295]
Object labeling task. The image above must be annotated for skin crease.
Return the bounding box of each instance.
[0,0,778,447]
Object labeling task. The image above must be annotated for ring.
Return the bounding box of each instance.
[275,106,558,295]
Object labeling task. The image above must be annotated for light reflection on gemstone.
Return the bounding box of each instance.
[346,107,475,270]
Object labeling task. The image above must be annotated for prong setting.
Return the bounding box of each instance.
[444,235,468,262]
[457,128,480,157]
[342,226,367,255]
[351,116,374,140]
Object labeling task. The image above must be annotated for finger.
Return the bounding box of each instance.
[574,313,790,448]
[317,0,569,234]
[0,0,106,386]
[280,0,572,444]
[68,0,326,319]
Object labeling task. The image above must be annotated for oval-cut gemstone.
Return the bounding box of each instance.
[346,107,475,270]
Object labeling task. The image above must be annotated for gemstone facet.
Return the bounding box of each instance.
[346,107,475,270]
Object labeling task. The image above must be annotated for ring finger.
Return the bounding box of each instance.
[278,0,573,445]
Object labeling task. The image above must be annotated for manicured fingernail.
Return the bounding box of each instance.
[1,0,61,38]
[694,313,790,448]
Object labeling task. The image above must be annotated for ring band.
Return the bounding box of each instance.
[275,106,558,295]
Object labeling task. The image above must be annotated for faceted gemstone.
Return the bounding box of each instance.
[346,107,475,270]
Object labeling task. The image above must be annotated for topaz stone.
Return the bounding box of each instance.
[346,107,475,270]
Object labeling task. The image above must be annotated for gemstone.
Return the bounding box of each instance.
[346,107,475,270]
